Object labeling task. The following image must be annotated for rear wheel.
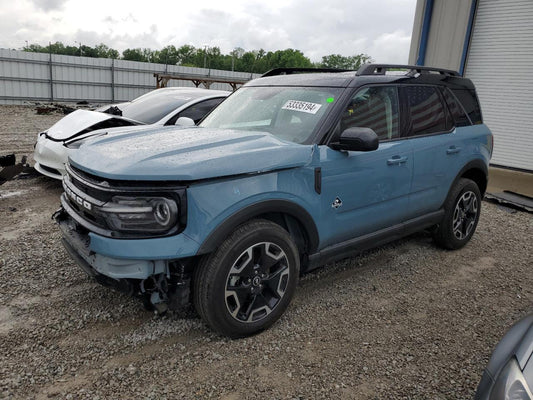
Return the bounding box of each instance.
[433,178,481,250]
[194,219,299,338]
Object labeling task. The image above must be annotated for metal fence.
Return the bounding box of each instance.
[0,48,260,105]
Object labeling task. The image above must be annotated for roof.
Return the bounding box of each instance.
[245,64,474,91]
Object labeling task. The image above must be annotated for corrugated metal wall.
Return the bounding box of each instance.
[408,0,472,72]
[464,0,533,171]
[0,49,258,105]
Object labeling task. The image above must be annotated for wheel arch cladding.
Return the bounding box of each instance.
[461,167,487,196]
[454,159,488,194]
[440,159,487,211]
[197,199,319,256]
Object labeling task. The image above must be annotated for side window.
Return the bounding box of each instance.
[340,86,399,141]
[442,88,471,127]
[450,89,483,125]
[168,97,225,125]
[405,86,451,137]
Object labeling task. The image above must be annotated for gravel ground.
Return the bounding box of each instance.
[0,105,532,399]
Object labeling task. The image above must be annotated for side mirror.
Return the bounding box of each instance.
[175,117,195,127]
[330,127,378,152]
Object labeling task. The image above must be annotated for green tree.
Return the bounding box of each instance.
[176,45,197,66]
[319,53,373,69]
[21,41,372,74]
[265,49,313,71]
[156,45,179,65]
[122,48,145,62]
[94,43,119,59]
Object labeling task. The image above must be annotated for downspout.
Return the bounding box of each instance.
[416,0,434,65]
[459,0,478,76]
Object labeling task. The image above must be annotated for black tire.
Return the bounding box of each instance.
[433,178,482,250]
[194,219,299,338]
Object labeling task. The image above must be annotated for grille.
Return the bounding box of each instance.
[63,168,110,232]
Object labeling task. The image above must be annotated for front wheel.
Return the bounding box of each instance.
[194,219,300,338]
[433,178,482,250]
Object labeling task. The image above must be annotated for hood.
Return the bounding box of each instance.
[65,124,163,145]
[69,127,314,181]
[45,109,141,141]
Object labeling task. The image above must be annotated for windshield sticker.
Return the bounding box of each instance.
[326,97,335,103]
[282,100,322,114]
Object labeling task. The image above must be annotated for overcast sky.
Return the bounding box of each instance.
[0,0,417,63]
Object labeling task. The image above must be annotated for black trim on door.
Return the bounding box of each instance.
[306,209,444,271]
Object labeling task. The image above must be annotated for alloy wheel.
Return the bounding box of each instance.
[452,191,479,240]
[225,242,290,323]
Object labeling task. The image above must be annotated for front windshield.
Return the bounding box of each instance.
[200,86,342,144]
[120,89,209,124]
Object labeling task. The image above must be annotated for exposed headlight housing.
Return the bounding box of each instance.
[99,196,179,234]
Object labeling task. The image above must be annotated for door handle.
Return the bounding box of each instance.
[446,146,461,155]
[387,156,408,165]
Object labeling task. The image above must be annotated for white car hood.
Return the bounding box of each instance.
[45,109,140,141]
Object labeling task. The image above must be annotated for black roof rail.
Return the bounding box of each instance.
[356,64,460,77]
[261,67,352,77]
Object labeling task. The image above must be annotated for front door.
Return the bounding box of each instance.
[318,86,413,248]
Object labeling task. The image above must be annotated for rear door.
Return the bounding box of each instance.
[402,85,468,219]
[319,86,413,248]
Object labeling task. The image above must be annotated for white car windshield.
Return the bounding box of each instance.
[200,86,342,144]
[119,89,213,124]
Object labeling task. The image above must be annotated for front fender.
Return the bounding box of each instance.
[183,169,321,255]
[197,198,320,254]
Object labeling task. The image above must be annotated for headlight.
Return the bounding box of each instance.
[490,357,533,400]
[99,196,178,233]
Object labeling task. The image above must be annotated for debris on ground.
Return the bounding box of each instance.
[0,154,31,185]
[0,154,15,167]
[34,103,77,115]
[486,191,533,213]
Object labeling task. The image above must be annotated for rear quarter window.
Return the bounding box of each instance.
[450,89,483,125]
[442,88,471,127]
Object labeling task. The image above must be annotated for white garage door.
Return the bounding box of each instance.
[464,0,533,171]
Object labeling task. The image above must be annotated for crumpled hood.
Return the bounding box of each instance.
[69,127,313,181]
[45,109,140,141]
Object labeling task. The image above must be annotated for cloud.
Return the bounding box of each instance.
[0,0,416,64]
[30,0,67,12]
[121,13,138,23]
[368,30,413,64]
[52,25,162,51]
[169,0,416,62]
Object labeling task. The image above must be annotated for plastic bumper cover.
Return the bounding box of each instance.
[34,136,68,179]
[58,216,167,280]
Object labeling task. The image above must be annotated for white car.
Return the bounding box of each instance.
[34,87,229,179]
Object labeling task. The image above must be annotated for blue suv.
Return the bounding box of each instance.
[56,64,493,337]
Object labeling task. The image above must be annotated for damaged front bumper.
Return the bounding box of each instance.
[57,211,168,280]
[34,135,68,179]
[55,208,191,311]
